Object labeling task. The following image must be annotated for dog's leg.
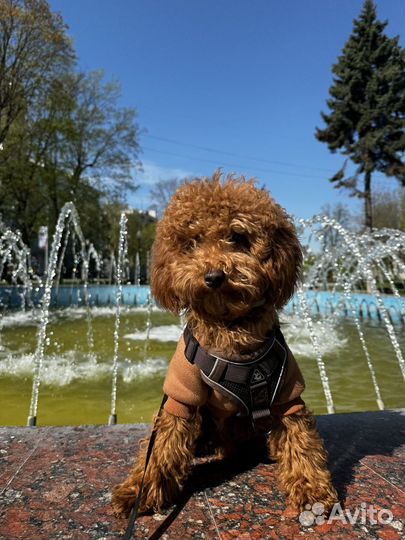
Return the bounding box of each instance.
[269,407,338,512]
[112,409,202,516]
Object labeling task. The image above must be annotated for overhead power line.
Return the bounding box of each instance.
[142,146,329,180]
[142,134,389,183]
[144,133,337,174]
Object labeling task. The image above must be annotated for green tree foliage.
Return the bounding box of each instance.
[316,0,405,230]
[58,70,141,198]
[0,0,142,262]
[0,0,74,146]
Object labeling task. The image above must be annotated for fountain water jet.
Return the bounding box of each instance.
[143,293,153,361]
[0,226,37,310]
[295,287,335,414]
[293,216,405,412]
[26,203,98,426]
[108,212,128,425]
[0,225,41,357]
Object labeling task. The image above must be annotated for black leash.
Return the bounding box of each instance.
[123,394,168,540]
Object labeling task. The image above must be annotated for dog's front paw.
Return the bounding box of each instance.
[112,481,141,517]
[112,475,176,517]
[289,482,338,514]
[112,478,159,517]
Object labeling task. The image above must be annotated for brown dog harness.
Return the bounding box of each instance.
[183,325,288,429]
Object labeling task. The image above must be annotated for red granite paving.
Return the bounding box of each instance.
[0,410,404,540]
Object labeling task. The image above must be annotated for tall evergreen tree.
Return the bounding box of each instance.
[316,0,405,230]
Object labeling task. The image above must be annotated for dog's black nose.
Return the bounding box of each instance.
[204,270,225,289]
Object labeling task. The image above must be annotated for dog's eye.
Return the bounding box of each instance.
[231,232,250,249]
[186,235,202,251]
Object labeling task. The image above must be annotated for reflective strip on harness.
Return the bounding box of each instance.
[183,325,288,428]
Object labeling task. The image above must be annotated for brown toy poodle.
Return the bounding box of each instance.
[112,170,338,517]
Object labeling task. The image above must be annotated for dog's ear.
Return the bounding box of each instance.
[263,217,302,309]
[150,226,183,314]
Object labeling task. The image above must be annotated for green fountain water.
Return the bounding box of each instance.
[0,306,404,426]
[1,204,404,426]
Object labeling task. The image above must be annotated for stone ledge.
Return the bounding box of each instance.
[0,410,404,540]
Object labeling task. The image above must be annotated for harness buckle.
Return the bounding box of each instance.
[252,407,273,433]
[250,379,269,405]
[250,372,272,431]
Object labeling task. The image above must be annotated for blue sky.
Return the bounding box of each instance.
[49,0,404,219]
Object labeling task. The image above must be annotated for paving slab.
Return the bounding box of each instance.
[0,410,404,540]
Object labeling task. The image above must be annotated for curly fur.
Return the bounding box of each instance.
[151,170,302,353]
[112,409,202,515]
[112,170,337,516]
[269,407,337,511]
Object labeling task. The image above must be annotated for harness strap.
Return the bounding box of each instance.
[183,325,287,430]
